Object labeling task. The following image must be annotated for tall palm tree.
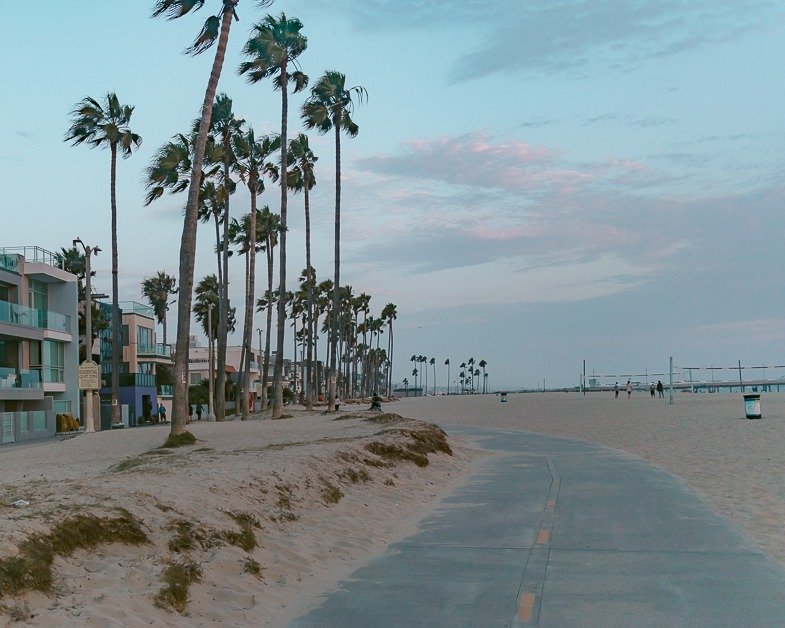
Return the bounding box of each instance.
[381,303,397,397]
[479,359,488,394]
[430,357,436,396]
[459,362,467,393]
[444,358,451,395]
[65,92,142,426]
[233,131,279,419]
[141,271,178,345]
[152,0,270,437]
[467,357,475,393]
[302,70,367,411]
[240,12,308,419]
[254,209,281,411]
[287,133,317,409]
[207,93,244,421]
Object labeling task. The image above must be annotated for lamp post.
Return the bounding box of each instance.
[207,303,214,421]
[73,238,101,433]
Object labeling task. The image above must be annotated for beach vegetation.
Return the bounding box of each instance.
[154,558,202,614]
[162,431,197,448]
[243,557,263,578]
[0,509,147,598]
[222,511,260,552]
[320,479,343,504]
[338,467,371,484]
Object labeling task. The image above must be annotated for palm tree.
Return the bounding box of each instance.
[193,274,236,411]
[287,133,317,409]
[152,0,269,436]
[381,303,397,398]
[444,358,451,395]
[65,92,141,427]
[459,362,467,393]
[207,94,245,422]
[467,357,475,393]
[240,12,308,419]
[302,70,367,412]
[430,357,436,395]
[141,272,178,345]
[254,209,281,411]
[479,359,488,393]
[233,130,279,419]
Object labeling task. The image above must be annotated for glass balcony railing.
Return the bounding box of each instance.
[118,301,155,319]
[0,367,42,389]
[116,373,156,388]
[138,343,172,358]
[0,300,71,333]
[0,247,63,270]
[0,253,20,273]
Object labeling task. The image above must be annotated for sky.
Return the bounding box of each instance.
[1,1,785,389]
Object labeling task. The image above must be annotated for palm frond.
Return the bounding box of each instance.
[186,14,220,55]
[151,0,205,19]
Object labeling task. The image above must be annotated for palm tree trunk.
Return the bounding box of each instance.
[328,124,341,411]
[261,238,274,411]
[242,196,257,420]
[304,188,314,411]
[171,6,234,437]
[216,162,231,422]
[110,143,121,427]
[387,322,393,397]
[272,61,289,419]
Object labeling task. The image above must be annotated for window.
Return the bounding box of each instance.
[190,373,202,385]
[137,325,153,353]
[28,279,48,312]
[42,340,64,383]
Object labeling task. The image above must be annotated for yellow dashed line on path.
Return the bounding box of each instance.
[518,592,536,622]
[536,528,550,545]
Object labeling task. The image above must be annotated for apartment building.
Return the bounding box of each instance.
[0,247,79,444]
[96,301,172,429]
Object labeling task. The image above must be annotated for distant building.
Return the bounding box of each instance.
[0,246,79,444]
[97,301,172,428]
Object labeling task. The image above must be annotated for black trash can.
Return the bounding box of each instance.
[743,393,762,419]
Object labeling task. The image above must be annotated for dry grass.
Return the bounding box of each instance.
[0,509,148,598]
[223,511,260,552]
[154,558,202,614]
[320,480,344,505]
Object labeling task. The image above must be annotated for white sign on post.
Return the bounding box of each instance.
[77,360,101,390]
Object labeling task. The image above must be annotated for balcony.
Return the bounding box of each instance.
[0,300,71,333]
[108,373,157,388]
[138,343,172,359]
[119,301,155,319]
[0,367,42,390]
[0,246,64,270]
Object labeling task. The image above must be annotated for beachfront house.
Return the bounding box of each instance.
[0,246,79,444]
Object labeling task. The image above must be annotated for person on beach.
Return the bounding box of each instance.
[196,403,203,420]
[614,382,619,398]
[650,383,655,397]
[626,380,633,399]
[159,403,166,423]
[657,380,664,398]
[335,397,341,412]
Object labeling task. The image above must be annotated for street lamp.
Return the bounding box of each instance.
[73,237,101,433]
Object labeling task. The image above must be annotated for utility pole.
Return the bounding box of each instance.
[738,360,744,392]
[583,359,586,396]
[669,356,674,405]
[73,238,100,432]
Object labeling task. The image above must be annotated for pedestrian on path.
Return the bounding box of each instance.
[196,403,203,420]
[626,380,633,399]
[650,383,656,397]
[657,380,664,398]
[614,382,619,398]
[158,402,166,423]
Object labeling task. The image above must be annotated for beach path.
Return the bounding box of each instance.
[291,427,785,626]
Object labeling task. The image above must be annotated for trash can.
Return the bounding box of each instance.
[743,393,761,419]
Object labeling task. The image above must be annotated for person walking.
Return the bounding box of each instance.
[158,402,167,423]
[196,403,203,421]
[614,382,619,398]
[657,380,664,398]
[650,383,655,397]
[626,380,633,399]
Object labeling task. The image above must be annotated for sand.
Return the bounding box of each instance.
[395,392,785,567]
[0,406,478,626]
[2,392,783,625]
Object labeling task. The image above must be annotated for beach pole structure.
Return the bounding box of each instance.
[738,360,744,392]
[73,238,101,433]
[669,356,674,404]
[583,360,586,396]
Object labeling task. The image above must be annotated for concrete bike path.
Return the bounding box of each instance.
[290,427,785,626]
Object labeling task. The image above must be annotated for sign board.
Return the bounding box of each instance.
[255,382,264,396]
[77,360,101,390]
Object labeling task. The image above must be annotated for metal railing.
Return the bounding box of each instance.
[0,246,64,269]
[0,367,42,389]
[0,299,71,333]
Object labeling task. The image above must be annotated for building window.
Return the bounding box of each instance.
[43,340,64,383]
[190,373,202,385]
[28,279,48,312]
[137,325,153,353]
